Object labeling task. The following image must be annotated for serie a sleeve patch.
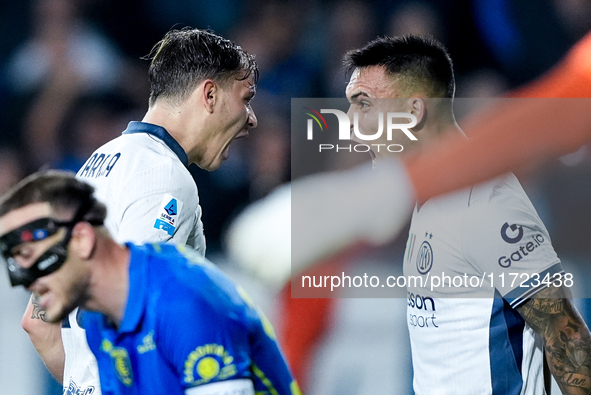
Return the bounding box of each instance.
[154,194,183,236]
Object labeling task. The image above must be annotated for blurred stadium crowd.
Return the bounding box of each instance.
[2,0,591,251]
[1,0,591,394]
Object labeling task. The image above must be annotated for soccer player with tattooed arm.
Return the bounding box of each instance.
[342,34,591,394]
[230,33,591,394]
[21,27,263,395]
[0,171,299,394]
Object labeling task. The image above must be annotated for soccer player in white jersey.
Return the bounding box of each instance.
[20,28,258,395]
[341,35,591,394]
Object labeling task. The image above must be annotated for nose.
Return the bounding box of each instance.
[248,108,258,129]
[346,104,358,141]
[346,103,355,121]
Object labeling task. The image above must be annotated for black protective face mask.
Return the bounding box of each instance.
[0,218,74,287]
[0,201,102,288]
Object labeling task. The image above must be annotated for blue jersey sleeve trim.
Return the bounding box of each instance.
[504,262,564,308]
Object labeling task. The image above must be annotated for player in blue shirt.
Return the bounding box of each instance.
[0,171,300,395]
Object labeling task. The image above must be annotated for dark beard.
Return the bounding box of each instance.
[53,273,91,323]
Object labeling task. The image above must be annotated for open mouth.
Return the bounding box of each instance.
[235,130,249,140]
[369,149,377,168]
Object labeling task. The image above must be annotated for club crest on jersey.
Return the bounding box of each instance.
[183,344,237,385]
[100,340,133,387]
[154,194,183,236]
[416,241,433,274]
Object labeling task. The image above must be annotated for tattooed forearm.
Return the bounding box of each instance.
[518,285,591,394]
[30,294,48,322]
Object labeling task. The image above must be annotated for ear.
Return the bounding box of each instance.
[70,222,96,260]
[409,98,426,126]
[202,79,218,114]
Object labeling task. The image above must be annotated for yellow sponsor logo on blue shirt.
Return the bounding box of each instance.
[101,339,133,387]
[183,344,237,385]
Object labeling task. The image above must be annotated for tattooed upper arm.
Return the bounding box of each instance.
[517,284,591,394]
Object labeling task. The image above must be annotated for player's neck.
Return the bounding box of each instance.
[142,103,206,165]
[85,237,130,329]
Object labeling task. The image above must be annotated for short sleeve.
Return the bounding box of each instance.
[155,288,251,389]
[462,178,562,305]
[234,286,300,395]
[113,164,205,256]
[155,277,298,394]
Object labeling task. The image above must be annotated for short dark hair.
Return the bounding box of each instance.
[0,170,106,224]
[343,35,455,98]
[146,27,259,106]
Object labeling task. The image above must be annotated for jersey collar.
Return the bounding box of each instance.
[123,121,189,167]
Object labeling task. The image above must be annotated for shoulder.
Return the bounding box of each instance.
[460,175,548,246]
[80,133,193,183]
[145,245,248,321]
[458,175,559,273]
[80,136,198,207]
[463,174,541,225]
[455,174,550,253]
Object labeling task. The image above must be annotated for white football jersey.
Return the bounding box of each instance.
[403,174,562,395]
[61,121,206,394]
[77,122,205,250]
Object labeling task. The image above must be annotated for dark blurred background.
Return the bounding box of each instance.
[2,0,590,253]
[1,0,591,394]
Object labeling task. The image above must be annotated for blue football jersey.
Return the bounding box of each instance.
[84,243,299,395]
